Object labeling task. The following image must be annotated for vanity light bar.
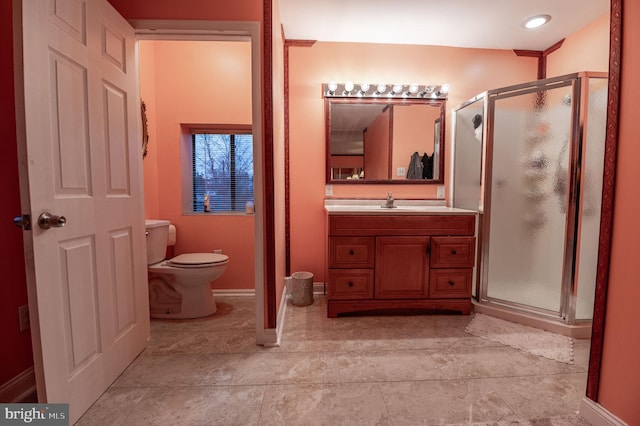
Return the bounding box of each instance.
[323,82,449,99]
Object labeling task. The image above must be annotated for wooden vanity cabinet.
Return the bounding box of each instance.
[327,214,476,317]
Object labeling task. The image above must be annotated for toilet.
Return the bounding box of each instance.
[145,219,229,319]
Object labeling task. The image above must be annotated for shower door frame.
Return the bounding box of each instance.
[477,72,607,324]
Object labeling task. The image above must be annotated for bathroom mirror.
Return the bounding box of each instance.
[325,98,446,184]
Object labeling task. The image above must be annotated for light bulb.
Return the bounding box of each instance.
[343,81,355,95]
[375,84,387,95]
[327,82,338,95]
[419,85,435,97]
[390,84,403,95]
[405,84,419,96]
[359,83,370,95]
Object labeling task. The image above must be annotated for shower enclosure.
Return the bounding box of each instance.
[451,73,608,336]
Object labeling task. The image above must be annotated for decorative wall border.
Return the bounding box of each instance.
[586,0,622,402]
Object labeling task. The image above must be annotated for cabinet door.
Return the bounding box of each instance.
[375,236,430,299]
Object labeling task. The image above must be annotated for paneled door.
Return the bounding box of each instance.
[375,237,430,299]
[14,0,148,422]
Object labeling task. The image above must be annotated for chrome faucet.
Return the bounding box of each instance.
[382,192,395,208]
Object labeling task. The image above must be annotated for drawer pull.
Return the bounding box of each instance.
[348,281,354,287]
[349,249,355,255]
[448,280,455,286]
[451,249,457,255]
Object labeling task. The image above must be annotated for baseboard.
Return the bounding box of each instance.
[254,280,289,347]
[0,367,36,403]
[212,289,255,297]
[274,286,288,346]
[579,397,628,426]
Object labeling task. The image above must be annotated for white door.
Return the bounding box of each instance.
[14,0,149,422]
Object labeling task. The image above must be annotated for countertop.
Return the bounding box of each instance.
[324,199,478,215]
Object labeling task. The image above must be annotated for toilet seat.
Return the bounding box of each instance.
[166,253,229,268]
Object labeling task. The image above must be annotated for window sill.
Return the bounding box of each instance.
[184,212,254,217]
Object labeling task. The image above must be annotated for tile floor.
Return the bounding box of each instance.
[77,295,592,425]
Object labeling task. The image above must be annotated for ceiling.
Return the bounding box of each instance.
[278,0,609,51]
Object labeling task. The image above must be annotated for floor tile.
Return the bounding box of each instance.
[124,386,264,426]
[379,379,519,425]
[336,350,447,382]
[144,329,260,355]
[259,383,392,426]
[486,373,588,419]
[231,352,342,385]
[75,387,150,426]
[78,295,593,425]
[430,345,570,379]
[112,353,242,387]
[150,298,255,332]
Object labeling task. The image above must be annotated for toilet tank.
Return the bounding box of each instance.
[145,219,170,265]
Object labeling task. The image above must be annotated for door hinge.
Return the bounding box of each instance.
[13,214,31,231]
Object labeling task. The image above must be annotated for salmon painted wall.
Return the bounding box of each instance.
[287,42,538,282]
[272,0,287,318]
[547,13,610,78]
[0,0,33,385]
[139,40,255,290]
[392,105,442,179]
[140,43,159,219]
[107,0,262,21]
[364,109,391,179]
[597,3,640,423]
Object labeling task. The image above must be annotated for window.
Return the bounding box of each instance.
[192,131,253,213]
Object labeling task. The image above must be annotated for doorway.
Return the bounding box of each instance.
[133,21,267,344]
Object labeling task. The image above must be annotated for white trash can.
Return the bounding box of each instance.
[291,271,314,306]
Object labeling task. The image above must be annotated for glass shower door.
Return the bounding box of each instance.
[452,96,485,211]
[484,83,574,315]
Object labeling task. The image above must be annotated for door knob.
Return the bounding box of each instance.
[38,211,67,229]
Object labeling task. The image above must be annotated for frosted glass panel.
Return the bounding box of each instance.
[487,85,573,313]
[453,98,483,211]
[575,78,608,320]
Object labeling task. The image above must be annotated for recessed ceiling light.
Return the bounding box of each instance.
[523,14,551,29]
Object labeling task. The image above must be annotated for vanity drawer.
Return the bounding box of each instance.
[430,237,475,268]
[329,214,476,236]
[328,269,374,299]
[329,237,375,268]
[428,269,472,299]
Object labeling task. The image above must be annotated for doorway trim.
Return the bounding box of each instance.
[585,0,622,402]
[131,20,269,344]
